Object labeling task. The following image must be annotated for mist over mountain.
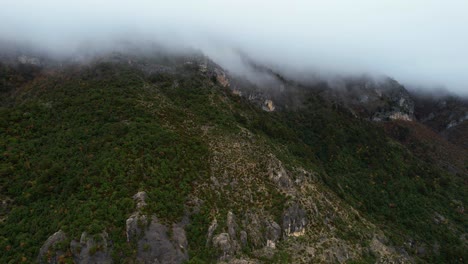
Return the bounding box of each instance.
[1,2,467,264]
[1,0,468,95]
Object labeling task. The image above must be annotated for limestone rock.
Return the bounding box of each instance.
[240,231,248,247]
[262,100,275,112]
[215,69,230,87]
[323,242,352,263]
[282,203,308,238]
[264,220,281,248]
[37,230,67,263]
[0,196,13,223]
[227,211,238,240]
[18,55,41,66]
[213,233,236,261]
[433,212,447,225]
[133,191,148,210]
[389,112,413,121]
[242,212,264,248]
[206,218,218,246]
[126,191,188,263]
[267,158,293,191]
[70,231,112,264]
[225,258,260,264]
[137,217,188,264]
[126,213,148,242]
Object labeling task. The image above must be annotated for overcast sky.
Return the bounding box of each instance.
[1,0,467,94]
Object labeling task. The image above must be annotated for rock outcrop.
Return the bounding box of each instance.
[215,69,230,87]
[264,220,281,248]
[17,55,41,66]
[38,230,112,264]
[70,231,112,264]
[37,230,67,264]
[130,217,188,264]
[0,196,12,224]
[125,191,188,264]
[213,233,236,261]
[282,203,308,238]
[38,191,188,264]
[262,100,275,112]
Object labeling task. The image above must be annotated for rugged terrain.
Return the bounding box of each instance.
[0,51,466,263]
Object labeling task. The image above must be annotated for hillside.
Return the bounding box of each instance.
[0,53,466,263]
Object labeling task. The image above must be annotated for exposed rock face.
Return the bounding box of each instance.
[389,112,413,121]
[320,238,360,264]
[198,129,413,263]
[240,231,248,247]
[302,76,416,122]
[267,157,293,192]
[241,212,266,249]
[227,211,238,240]
[125,191,149,243]
[199,60,208,73]
[229,64,416,121]
[362,79,415,122]
[433,212,447,225]
[213,233,236,261]
[232,89,242,96]
[130,217,188,264]
[412,94,468,148]
[70,231,112,264]
[282,204,308,238]
[38,229,112,263]
[206,218,218,246]
[225,258,260,264]
[18,55,41,66]
[215,69,230,87]
[36,190,190,264]
[262,100,275,112]
[209,210,284,261]
[210,211,243,261]
[133,191,148,209]
[446,112,468,129]
[369,234,411,263]
[125,191,188,264]
[264,220,281,248]
[0,196,12,224]
[37,230,67,264]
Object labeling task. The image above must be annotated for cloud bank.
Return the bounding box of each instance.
[1,0,467,94]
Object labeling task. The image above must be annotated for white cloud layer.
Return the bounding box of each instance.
[1,0,467,94]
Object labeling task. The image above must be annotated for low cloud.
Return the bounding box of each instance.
[1,0,467,94]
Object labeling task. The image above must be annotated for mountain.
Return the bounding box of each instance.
[411,92,468,149]
[0,51,466,263]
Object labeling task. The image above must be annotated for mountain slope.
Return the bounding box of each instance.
[0,54,466,263]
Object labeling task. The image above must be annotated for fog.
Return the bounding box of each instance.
[1,0,467,94]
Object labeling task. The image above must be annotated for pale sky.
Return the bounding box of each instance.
[1,0,467,94]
